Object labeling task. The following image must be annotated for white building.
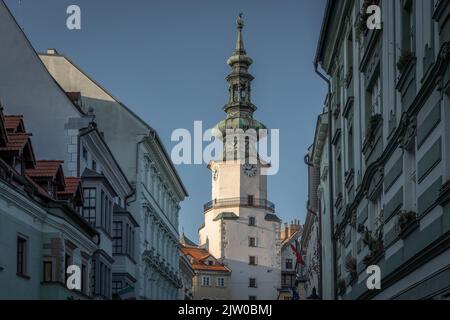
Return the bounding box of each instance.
[39,50,188,300]
[278,221,303,300]
[198,15,281,300]
[306,109,334,299]
[78,124,136,299]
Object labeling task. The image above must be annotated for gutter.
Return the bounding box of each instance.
[314,62,337,300]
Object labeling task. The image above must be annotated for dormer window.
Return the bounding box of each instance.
[82,147,88,161]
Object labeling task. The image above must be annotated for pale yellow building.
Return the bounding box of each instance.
[180,243,231,300]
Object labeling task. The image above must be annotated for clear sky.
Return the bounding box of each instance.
[5,0,327,243]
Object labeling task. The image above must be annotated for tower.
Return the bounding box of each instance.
[199,14,281,300]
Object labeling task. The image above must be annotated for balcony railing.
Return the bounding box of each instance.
[204,197,275,213]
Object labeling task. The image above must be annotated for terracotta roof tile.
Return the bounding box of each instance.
[0,133,30,152]
[58,177,82,196]
[26,160,64,179]
[66,92,81,103]
[180,246,230,272]
[4,115,24,132]
[190,264,230,272]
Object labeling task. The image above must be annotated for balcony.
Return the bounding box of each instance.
[204,197,275,213]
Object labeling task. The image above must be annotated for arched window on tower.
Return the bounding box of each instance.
[240,84,247,101]
[232,84,239,102]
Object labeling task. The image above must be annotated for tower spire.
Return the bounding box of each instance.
[235,13,246,55]
[213,14,267,146]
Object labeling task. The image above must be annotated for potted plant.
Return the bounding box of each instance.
[355,0,377,40]
[358,224,384,266]
[397,211,418,238]
[337,278,347,295]
[345,256,357,282]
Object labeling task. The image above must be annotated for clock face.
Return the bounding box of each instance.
[213,169,219,181]
[242,164,257,177]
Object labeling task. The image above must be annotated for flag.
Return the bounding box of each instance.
[290,243,305,266]
[117,286,136,300]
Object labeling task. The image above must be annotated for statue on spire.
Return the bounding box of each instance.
[237,13,244,30]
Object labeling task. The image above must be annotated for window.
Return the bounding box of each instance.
[249,296,257,300]
[285,259,293,270]
[202,276,210,287]
[248,237,257,247]
[16,236,28,277]
[336,154,343,196]
[216,277,225,288]
[113,222,123,254]
[282,273,296,288]
[128,225,132,256]
[401,0,415,53]
[92,160,97,172]
[405,142,417,212]
[131,230,135,259]
[81,263,87,294]
[249,278,257,288]
[108,201,112,233]
[43,261,52,282]
[101,191,105,229]
[370,76,382,116]
[82,147,88,161]
[249,256,257,266]
[248,195,254,206]
[248,217,256,226]
[112,281,123,294]
[83,188,96,226]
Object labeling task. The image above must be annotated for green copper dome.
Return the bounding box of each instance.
[213,14,267,142]
[213,116,267,139]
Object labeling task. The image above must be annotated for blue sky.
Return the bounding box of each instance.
[5,0,327,242]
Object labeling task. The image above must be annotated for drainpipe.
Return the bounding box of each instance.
[314,63,336,300]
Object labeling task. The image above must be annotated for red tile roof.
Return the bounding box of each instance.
[0,133,31,152]
[180,246,230,272]
[26,160,64,179]
[58,177,82,196]
[66,92,81,103]
[0,107,7,146]
[4,115,24,133]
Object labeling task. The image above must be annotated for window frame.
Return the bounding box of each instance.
[82,188,97,226]
[201,276,211,287]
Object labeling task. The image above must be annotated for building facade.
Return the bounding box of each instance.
[180,244,231,300]
[300,154,322,299]
[0,106,99,300]
[304,109,334,300]
[39,50,188,300]
[179,250,195,300]
[278,221,303,300]
[313,0,450,299]
[0,0,186,300]
[198,15,281,300]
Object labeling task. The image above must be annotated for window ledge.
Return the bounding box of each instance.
[16,273,31,280]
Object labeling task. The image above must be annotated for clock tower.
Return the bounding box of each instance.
[199,14,281,300]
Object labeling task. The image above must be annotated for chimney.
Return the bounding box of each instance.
[47,48,58,55]
[289,220,301,238]
[280,223,289,242]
